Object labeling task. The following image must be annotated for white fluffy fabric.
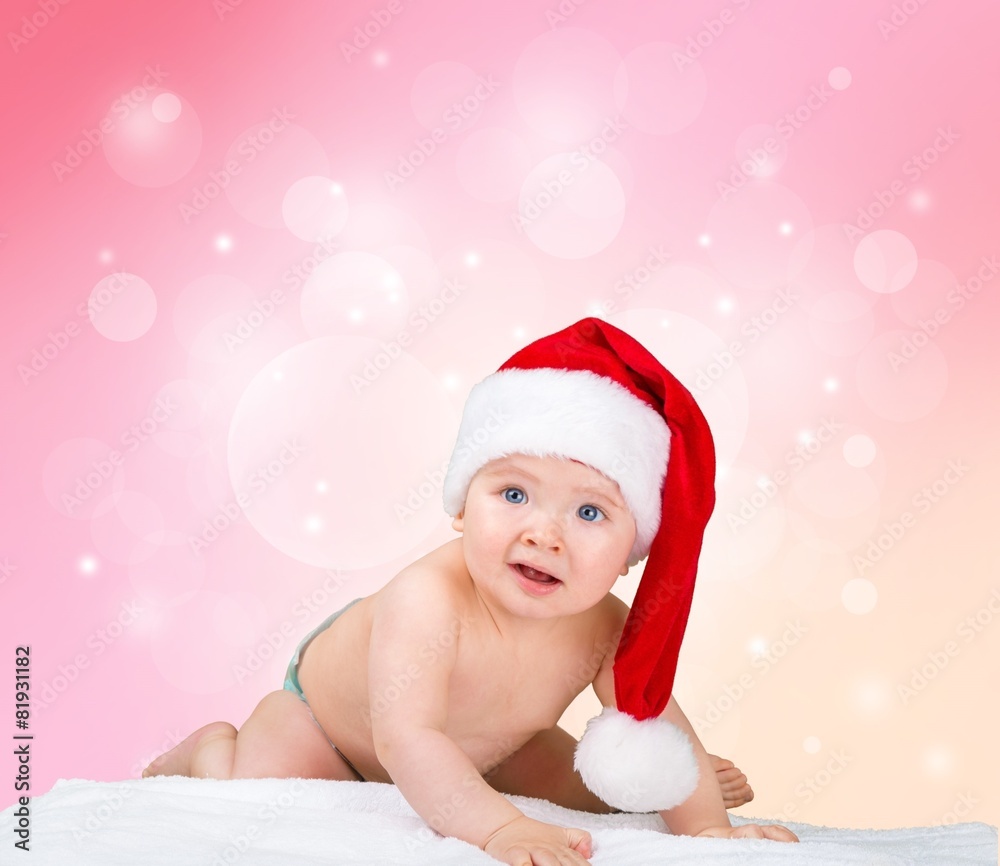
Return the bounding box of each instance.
[3,776,995,865]
[442,367,671,567]
[574,707,700,813]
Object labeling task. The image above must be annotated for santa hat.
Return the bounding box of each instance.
[442,316,716,812]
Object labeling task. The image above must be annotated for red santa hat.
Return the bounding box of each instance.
[442,316,717,812]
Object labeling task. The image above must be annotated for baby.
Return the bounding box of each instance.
[144,318,798,864]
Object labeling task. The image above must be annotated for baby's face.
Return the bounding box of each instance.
[452,453,636,618]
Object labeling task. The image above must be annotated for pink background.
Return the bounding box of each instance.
[2,0,998,832]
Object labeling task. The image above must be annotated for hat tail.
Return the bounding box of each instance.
[573,706,699,812]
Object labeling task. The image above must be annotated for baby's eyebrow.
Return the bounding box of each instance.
[486,465,624,509]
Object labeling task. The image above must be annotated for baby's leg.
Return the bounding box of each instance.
[142,721,236,779]
[485,727,756,813]
[143,690,360,782]
[486,725,620,813]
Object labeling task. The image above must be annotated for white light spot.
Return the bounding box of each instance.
[779,222,793,235]
[152,92,182,123]
[272,370,283,382]
[748,636,768,657]
[828,67,852,90]
[698,234,711,247]
[330,183,343,196]
[442,374,460,390]
[854,230,918,294]
[373,51,389,67]
[130,607,162,636]
[216,235,232,252]
[717,297,734,314]
[348,308,363,322]
[922,746,954,777]
[99,249,113,264]
[512,327,526,340]
[316,480,328,494]
[842,578,878,614]
[803,736,822,754]
[824,377,839,392]
[755,476,771,489]
[305,515,323,534]
[659,318,670,328]
[88,273,156,342]
[79,555,98,574]
[798,429,814,444]
[909,189,931,211]
[465,251,480,268]
[852,676,892,718]
[843,434,877,468]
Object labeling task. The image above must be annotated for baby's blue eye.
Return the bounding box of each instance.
[578,505,605,522]
[502,487,525,504]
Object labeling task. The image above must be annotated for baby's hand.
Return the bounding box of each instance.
[696,823,799,843]
[483,815,593,865]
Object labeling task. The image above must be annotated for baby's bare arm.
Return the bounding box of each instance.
[367,573,523,849]
[378,728,524,847]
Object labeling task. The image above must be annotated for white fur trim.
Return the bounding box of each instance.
[442,367,670,566]
[573,706,699,812]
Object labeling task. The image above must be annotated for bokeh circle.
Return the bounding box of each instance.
[227,336,458,569]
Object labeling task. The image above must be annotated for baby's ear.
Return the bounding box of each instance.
[451,511,464,532]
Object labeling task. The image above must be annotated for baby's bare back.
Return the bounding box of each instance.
[297,538,614,783]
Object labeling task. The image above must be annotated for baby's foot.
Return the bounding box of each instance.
[142,722,235,778]
[708,754,754,809]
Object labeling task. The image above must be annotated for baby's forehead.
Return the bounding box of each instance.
[478,453,622,494]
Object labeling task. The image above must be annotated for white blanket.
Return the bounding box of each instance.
[1,777,996,865]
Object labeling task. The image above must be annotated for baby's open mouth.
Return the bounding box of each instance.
[513,563,560,584]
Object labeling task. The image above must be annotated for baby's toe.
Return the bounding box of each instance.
[142,756,166,778]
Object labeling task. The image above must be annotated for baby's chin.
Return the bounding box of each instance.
[500,587,604,620]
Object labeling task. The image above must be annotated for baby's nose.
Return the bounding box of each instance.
[523,517,563,548]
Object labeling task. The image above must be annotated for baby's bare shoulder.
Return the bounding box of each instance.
[369,541,473,636]
[593,592,630,656]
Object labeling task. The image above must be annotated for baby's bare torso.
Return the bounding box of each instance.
[297,538,615,783]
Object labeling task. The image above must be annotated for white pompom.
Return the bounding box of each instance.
[573,706,700,812]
